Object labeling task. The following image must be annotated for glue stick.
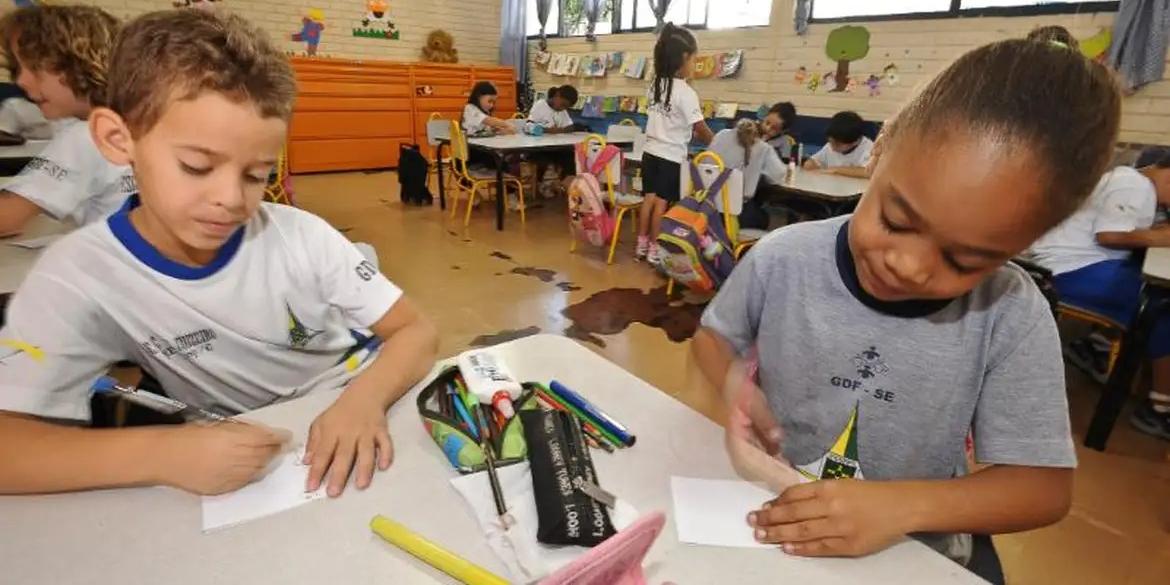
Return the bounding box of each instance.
[456,350,523,410]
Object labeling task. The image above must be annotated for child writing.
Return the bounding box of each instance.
[693,40,1119,582]
[0,10,439,498]
[761,101,798,163]
[802,110,874,177]
[462,81,516,136]
[636,23,714,263]
[527,85,577,134]
[708,119,787,231]
[0,5,136,237]
[1029,149,1170,439]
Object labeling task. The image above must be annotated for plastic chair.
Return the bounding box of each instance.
[263,146,294,205]
[425,113,452,194]
[447,120,526,226]
[619,118,638,127]
[1057,304,1124,378]
[606,123,641,145]
[569,134,644,264]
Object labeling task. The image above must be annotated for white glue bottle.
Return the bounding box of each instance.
[456,350,524,419]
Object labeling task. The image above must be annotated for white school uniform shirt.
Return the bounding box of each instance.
[0,97,52,140]
[527,99,573,129]
[0,198,402,421]
[709,129,788,197]
[809,135,874,169]
[462,103,490,135]
[644,78,704,164]
[1030,166,1157,275]
[1,117,136,225]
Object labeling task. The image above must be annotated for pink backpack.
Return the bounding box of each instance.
[568,141,622,247]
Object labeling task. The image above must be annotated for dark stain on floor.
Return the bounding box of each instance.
[562,286,705,348]
[469,326,542,347]
[510,266,557,283]
[556,282,582,292]
[451,265,462,270]
[490,251,513,261]
[447,230,459,237]
[339,227,354,233]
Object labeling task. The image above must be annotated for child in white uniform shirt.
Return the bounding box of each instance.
[462,81,516,137]
[527,85,577,134]
[0,10,438,498]
[1030,150,1170,439]
[636,23,714,262]
[803,110,874,177]
[0,5,136,237]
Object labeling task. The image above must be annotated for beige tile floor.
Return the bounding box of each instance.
[294,170,1170,585]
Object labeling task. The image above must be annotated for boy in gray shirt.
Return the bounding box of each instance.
[693,39,1120,583]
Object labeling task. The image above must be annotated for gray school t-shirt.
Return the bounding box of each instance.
[701,216,1075,556]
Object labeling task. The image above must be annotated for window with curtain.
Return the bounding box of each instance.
[527,0,771,38]
[811,0,1119,21]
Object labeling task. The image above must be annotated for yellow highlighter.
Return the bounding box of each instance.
[369,515,510,585]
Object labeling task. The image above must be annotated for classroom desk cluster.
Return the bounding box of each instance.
[0,335,985,584]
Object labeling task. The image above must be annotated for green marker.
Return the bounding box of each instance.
[536,384,625,449]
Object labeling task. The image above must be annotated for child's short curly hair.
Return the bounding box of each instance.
[0,5,120,106]
[107,9,296,135]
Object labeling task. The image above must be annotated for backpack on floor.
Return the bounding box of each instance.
[568,142,622,247]
[398,143,434,206]
[655,164,736,293]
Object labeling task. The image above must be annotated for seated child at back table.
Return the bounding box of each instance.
[709,119,788,231]
[802,110,874,177]
[693,40,1120,583]
[0,5,136,237]
[462,81,516,136]
[527,85,577,134]
[0,10,438,498]
[1029,149,1170,439]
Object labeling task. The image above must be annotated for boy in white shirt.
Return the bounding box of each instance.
[803,110,874,177]
[1030,151,1170,439]
[526,85,577,134]
[0,10,438,497]
[0,86,51,143]
[0,5,136,237]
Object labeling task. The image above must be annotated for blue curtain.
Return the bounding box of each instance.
[794,0,811,35]
[536,0,554,50]
[500,0,529,83]
[583,0,604,41]
[648,0,672,32]
[1107,0,1170,93]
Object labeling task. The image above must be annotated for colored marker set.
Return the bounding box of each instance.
[535,380,636,452]
[417,367,533,475]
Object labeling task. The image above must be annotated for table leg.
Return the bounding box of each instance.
[1084,285,1170,450]
[436,142,446,211]
[495,152,505,231]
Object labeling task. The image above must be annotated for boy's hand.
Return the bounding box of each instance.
[161,422,289,495]
[748,479,908,557]
[724,360,784,458]
[304,390,393,497]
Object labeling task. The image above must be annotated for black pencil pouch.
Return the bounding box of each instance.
[521,408,616,547]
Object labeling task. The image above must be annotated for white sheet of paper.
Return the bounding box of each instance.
[201,450,324,533]
[5,234,61,249]
[671,476,775,549]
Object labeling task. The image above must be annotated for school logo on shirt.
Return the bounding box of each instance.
[21,157,68,181]
[828,345,897,404]
[117,173,137,194]
[797,403,865,481]
[287,305,323,348]
[139,329,217,361]
[852,346,889,379]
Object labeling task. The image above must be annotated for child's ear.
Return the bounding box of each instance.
[89,107,135,166]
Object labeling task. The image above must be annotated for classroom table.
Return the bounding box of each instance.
[0,214,71,295]
[0,139,48,176]
[436,133,633,231]
[1084,247,1170,450]
[766,170,870,218]
[0,334,984,585]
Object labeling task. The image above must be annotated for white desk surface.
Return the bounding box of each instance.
[0,215,71,294]
[468,132,631,152]
[0,335,982,585]
[778,170,869,200]
[0,139,50,160]
[1143,247,1170,286]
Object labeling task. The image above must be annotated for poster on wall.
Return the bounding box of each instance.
[291,9,326,56]
[353,0,399,40]
[825,25,870,92]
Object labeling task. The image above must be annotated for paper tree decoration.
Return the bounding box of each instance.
[353,0,398,40]
[825,26,870,92]
[292,9,326,56]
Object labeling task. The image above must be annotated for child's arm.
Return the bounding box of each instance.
[1096,228,1170,248]
[803,146,828,170]
[692,120,715,145]
[483,116,518,134]
[827,166,870,178]
[304,296,438,497]
[0,412,289,495]
[0,190,43,237]
[749,465,1071,556]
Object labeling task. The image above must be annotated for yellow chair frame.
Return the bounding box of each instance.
[568,134,641,264]
[447,120,526,226]
[665,151,744,297]
[1057,304,1124,377]
[619,118,638,127]
[263,146,292,205]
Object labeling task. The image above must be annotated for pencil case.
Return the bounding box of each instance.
[417,366,538,474]
[521,408,617,547]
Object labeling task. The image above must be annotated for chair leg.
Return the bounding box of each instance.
[608,208,628,265]
[449,183,461,220]
[666,279,675,297]
[1107,341,1121,377]
[463,185,478,227]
